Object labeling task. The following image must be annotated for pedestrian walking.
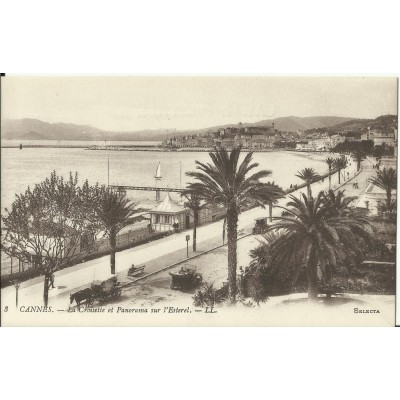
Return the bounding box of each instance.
[49,272,55,289]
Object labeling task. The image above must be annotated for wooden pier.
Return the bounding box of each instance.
[108,185,184,194]
[109,185,185,201]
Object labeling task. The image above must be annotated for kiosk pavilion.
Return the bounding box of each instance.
[149,192,189,232]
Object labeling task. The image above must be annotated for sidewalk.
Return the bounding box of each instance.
[333,158,375,205]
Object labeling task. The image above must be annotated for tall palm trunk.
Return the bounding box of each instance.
[338,169,341,184]
[193,210,198,251]
[43,274,50,307]
[306,250,318,301]
[328,168,331,190]
[325,265,333,296]
[110,226,116,274]
[306,184,312,200]
[268,202,273,222]
[226,207,238,303]
[386,189,392,209]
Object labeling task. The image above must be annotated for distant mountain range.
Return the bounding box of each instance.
[1,115,397,142]
[1,119,171,142]
[321,114,397,132]
[203,116,355,133]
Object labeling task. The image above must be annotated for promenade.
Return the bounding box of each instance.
[1,157,365,315]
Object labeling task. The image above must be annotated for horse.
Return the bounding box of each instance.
[70,288,92,308]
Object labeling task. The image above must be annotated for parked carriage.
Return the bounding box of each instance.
[169,264,203,290]
[69,276,122,307]
[91,276,122,303]
[252,217,268,234]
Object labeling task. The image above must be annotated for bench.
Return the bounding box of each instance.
[127,264,146,277]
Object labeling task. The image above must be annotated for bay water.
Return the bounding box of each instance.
[1,145,331,211]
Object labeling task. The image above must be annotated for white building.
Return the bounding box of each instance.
[309,138,331,151]
[361,131,374,141]
[329,134,346,148]
[373,131,395,147]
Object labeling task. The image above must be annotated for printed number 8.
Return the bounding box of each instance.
[4,306,8,312]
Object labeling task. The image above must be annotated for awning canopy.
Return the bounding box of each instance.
[150,193,187,215]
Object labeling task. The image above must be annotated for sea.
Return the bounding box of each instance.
[1,142,331,211]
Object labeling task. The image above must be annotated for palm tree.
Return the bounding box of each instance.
[295,168,320,199]
[265,190,372,300]
[333,156,347,184]
[368,167,397,210]
[185,146,284,302]
[97,188,135,274]
[351,149,365,171]
[325,157,335,190]
[266,182,281,222]
[181,193,206,251]
[249,231,284,268]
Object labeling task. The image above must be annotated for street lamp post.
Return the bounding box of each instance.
[13,280,20,308]
[185,235,190,258]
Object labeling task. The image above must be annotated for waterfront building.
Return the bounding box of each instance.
[251,134,267,149]
[149,193,189,232]
[202,136,214,147]
[309,138,331,151]
[373,131,395,147]
[221,137,235,148]
[330,134,346,147]
[361,129,374,141]
[296,142,309,151]
[346,136,361,142]
[185,136,198,147]
[242,136,252,149]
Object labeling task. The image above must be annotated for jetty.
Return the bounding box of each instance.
[109,185,184,193]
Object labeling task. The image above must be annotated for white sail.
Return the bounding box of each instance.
[155,162,161,179]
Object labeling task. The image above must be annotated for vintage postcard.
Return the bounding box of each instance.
[0,76,397,326]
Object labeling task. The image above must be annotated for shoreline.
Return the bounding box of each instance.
[84,146,334,153]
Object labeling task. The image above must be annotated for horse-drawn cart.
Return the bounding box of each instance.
[169,264,203,290]
[69,276,122,308]
[91,276,122,303]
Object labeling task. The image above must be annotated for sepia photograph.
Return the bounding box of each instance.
[0,76,397,327]
[2,2,400,400]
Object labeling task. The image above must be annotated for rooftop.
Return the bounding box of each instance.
[150,192,186,214]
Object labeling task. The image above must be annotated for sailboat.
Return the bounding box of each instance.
[155,162,161,179]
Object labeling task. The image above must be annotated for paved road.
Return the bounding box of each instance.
[1,157,359,312]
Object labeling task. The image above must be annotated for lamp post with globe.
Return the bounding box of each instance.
[13,280,21,308]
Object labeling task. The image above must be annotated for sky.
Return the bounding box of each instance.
[2,76,398,131]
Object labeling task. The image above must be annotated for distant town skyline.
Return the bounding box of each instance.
[2,76,398,131]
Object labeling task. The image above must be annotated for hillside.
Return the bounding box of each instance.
[252,116,354,131]
[195,116,355,134]
[328,114,397,132]
[2,115,396,142]
[1,118,171,141]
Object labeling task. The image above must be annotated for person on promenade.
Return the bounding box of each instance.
[49,272,55,289]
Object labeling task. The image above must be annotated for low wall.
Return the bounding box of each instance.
[1,225,154,277]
